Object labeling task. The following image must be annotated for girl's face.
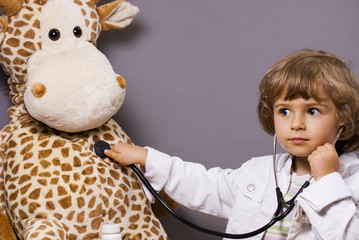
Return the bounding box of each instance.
[273,88,339,159]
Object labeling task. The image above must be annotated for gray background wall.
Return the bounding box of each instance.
[1,0,359,239]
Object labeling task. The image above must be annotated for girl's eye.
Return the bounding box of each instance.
[279,108,290,116]
[308,108,320,115]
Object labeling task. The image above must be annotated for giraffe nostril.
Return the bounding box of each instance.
[116,76,126,89]
[31,83,46,98]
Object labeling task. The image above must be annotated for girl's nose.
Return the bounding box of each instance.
[291,114,306,131]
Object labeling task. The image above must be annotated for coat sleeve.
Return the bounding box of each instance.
[296,172,359,239]
[142,147,240,219]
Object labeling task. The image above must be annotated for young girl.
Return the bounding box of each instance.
[105,49,359,239]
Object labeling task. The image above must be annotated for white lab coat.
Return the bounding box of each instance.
[143,147,359,239]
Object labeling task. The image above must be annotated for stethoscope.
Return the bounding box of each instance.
[94,127,343,239]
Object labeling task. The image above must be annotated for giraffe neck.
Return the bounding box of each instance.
[8,103,30,123]
[8,81,26,106]
[6,75,29,122]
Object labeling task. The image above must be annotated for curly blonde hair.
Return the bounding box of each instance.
[257,49,359,154]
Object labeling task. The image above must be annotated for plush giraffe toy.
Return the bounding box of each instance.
[0,0,171,239]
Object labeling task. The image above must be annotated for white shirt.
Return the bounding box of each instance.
[143,148,359,240]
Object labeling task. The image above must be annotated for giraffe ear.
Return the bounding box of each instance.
[97,0,139,31]
[0,0,23,16]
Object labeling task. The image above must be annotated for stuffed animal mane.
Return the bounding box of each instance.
[0,0,172,239]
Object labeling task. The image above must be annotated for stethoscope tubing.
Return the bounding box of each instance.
[130,164,265,238]
[130,164,309,239]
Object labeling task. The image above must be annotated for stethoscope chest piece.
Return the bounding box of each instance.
[94,140,111,159]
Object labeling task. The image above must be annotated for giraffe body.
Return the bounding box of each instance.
[0,0,169,239]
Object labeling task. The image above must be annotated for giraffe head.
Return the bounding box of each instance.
[0,0,138,132]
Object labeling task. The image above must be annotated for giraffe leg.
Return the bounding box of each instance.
[24,219,66,240]
[0,144,17,240]
[0,213,17,240]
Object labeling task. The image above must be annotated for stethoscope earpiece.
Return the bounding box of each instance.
[332,126,344,145]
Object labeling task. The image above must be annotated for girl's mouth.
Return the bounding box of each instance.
[290,137,308,145]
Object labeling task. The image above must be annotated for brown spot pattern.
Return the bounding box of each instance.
[0,0,168,239]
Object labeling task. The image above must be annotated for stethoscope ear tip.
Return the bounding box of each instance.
[332,126,344,145]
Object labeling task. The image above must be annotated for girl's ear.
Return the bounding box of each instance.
[97,0,139,31]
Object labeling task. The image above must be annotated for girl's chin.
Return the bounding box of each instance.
[284,149,311,158]
[281,144,316,158]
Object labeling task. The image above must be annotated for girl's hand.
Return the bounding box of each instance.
[104,141,148,167]
[307,143,339,180]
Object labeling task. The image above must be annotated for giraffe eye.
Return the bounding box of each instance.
[73,26,82,38]
[48,28,60,41]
